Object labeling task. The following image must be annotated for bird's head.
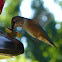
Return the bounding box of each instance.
[11,16,24,31]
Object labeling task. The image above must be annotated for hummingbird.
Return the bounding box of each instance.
[11,16,56,47]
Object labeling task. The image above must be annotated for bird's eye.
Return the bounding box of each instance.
[13,20,15,22]
[12,20,16,24]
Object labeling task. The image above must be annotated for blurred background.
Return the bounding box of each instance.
[0,0,62,62]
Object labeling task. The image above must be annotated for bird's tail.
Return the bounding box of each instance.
[38,37,57,48]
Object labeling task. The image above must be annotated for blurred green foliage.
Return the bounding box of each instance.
[0,0,62,62]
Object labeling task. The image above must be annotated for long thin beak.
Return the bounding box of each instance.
[11,22,15,32]
[11,19,16,31]
[11,24,14,31]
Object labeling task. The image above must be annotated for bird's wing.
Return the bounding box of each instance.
[35,24,56,47]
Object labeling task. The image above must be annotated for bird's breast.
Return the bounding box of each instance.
[23,21,43,38]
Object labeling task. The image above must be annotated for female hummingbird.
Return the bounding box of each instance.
[11,16,56,47]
